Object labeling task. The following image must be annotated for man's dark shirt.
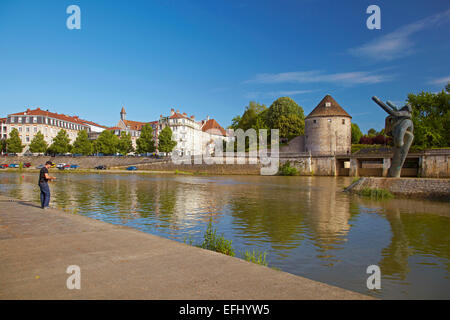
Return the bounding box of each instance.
[39,167,49,185]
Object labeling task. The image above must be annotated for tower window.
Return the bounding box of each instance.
[313,120,316,124]
[342,119,345,124]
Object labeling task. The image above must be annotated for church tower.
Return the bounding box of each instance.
[120,106,126,121]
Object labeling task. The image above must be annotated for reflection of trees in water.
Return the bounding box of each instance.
[228,178,353,262]
[227,179,308,250]
[356,197,450,280]
[380,210,450,280]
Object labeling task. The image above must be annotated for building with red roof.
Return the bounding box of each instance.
[4,107,91,154]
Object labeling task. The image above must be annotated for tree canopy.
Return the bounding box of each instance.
[0,139,6,154]
[158,126,177,153]
[6,128,24,154]
[351,123,363,144]
[72,130,93,155]
[230,97,305,140]
[407,83,450,148]
[266,97,305,139]
[117,131,134,155]
[95,130,119,155]
[29,131,48,154]
[136,124,155,154]
[48,129,71,155]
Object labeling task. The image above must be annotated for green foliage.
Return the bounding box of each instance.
[29,131,48,154]
[358,188,394,199]
[239,101,267,131]
[266,97,305,139]
[367,128,378,137]
[117,131,134,155]
[95,130,119,155]
[0,139,6,153]
[351,123,363,144]
[407,84,450,148]
[6,128,24,154]
[158,126,177,153]
[136,124,156,154]
[48,129,71,155]
[71,130,93,155]
[351,144,391,154]
[243,249,268,266]
[278,161,298,176]
[200,219,235,256]
[229,115,242,130]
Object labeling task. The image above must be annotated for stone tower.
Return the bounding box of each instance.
[304,95,351,155]
[120,106,126,121]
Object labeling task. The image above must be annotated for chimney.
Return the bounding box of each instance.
[170,108,175,115]
[190,115,195,120]
[160,114,163,118]
[182,112,187,116]
[176,109,179,113]
[206,115,210,120]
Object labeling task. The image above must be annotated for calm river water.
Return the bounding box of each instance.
[1,172,449,299]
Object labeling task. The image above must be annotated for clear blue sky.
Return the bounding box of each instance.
[1,0,449,133]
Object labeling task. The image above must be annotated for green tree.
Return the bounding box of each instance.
[239,101,267,131]
[95,130,119,155]
[29,131,48,154]
[266,97,305,139]
[158,126,177,153]
[367,128,378,137]
[351,123,363,144]
[229,115,242,130]
[117,131,134,155]
[136,124,155,154]
[1,139,7,154]
[47,129,71,155]
[72,130,93,155]
[6,128,24,154]
[407,84,450,148]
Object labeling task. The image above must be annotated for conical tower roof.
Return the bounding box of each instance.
[120,106,126,114]
[306,95,351,119]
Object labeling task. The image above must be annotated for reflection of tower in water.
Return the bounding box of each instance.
[303,178,351,260]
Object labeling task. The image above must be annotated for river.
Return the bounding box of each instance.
[1,171,449,299]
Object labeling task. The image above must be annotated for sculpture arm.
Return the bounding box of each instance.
[372,96,395,116]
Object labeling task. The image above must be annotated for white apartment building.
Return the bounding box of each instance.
[0,118,7,140]
[4,108,90,154]
[158,109,230,156]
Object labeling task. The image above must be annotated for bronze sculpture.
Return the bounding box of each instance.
[372,96,414,178]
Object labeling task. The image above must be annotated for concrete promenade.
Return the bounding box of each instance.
[0,195,371,300]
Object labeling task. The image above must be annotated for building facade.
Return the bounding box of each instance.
[4,108,90,154]
[158,108,229,156]
[114,107,159,149]
[0,118,7,140]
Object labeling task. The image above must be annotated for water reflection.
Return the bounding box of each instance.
[0,172,449,299]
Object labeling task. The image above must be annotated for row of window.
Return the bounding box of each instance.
[9,116,86,131]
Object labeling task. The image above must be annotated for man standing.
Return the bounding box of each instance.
[38,161,56,209]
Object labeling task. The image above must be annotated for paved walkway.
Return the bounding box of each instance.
[0,195,372,299]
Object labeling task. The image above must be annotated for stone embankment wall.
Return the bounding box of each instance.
[0,156,164,169]
[421,152,450,178]
[1,150,448,177]
[346,177,450,200]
